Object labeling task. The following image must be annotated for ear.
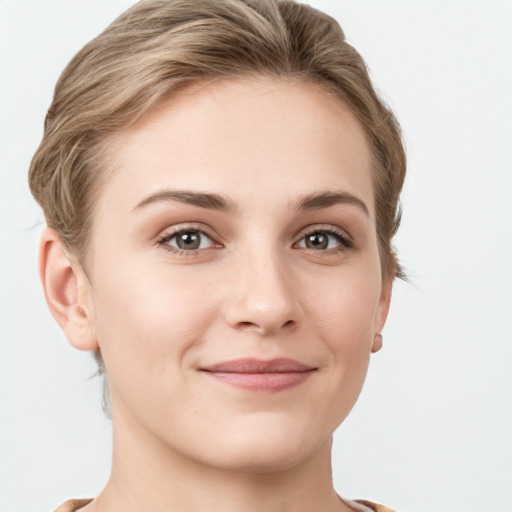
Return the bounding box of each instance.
[371,278,393,353]
[39,227,98,351]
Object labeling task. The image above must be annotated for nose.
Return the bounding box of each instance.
[223,248,302,336]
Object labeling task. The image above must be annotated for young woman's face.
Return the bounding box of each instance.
[84,77,391,471]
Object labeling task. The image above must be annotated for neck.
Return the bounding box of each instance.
[90,406,352,512]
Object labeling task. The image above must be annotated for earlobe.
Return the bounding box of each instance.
[371,333,383,353]
[39,228,98,351]
[372,279,393,353]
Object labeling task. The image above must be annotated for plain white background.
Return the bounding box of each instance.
[1,1,511,511]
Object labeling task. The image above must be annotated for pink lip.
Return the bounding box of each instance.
[200,358,317,392]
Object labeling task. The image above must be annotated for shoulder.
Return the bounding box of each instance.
[53,499,93,512]
[55,497,396,512]
[352,499,397,512]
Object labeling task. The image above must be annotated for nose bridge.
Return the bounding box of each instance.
[224,238,301,334]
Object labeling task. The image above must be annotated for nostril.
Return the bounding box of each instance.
[238,321,256,329]
[234,319,296,332]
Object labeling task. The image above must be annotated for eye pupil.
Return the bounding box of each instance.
[306,233,328,250]
[177,231,201,250]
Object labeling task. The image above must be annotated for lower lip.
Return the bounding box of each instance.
[203,370,315,392]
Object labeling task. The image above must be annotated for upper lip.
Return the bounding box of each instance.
[200,358,316,373]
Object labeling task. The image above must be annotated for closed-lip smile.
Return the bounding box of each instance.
[199,357,317,392]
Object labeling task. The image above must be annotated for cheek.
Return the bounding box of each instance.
[304,265,381,402]
[307,265,381,347]
[297,279,379,440]
[90,260,219,384]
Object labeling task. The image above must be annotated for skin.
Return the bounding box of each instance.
[41,76,392,512]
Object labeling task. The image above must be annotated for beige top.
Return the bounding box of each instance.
[54,498,397,512]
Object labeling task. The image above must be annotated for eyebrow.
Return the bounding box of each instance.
[133,189,369,217]
[134,190,239,213]
[297,191,369,217]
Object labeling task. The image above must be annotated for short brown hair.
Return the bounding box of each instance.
[29,0,406,279]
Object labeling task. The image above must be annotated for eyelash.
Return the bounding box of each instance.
[157,226,217,257]
[295,225,353,253]
[156,225,353,256]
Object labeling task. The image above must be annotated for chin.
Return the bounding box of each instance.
[204,445,311,474]
[195,415,327,473]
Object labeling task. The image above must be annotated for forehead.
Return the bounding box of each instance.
[97,76,374,217]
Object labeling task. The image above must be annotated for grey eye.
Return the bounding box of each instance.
[298,231,345,251]
[176,231,201,250]
[165,230,213,251]
[305,233,329,250]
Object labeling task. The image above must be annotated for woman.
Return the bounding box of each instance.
[29,0,406,510]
